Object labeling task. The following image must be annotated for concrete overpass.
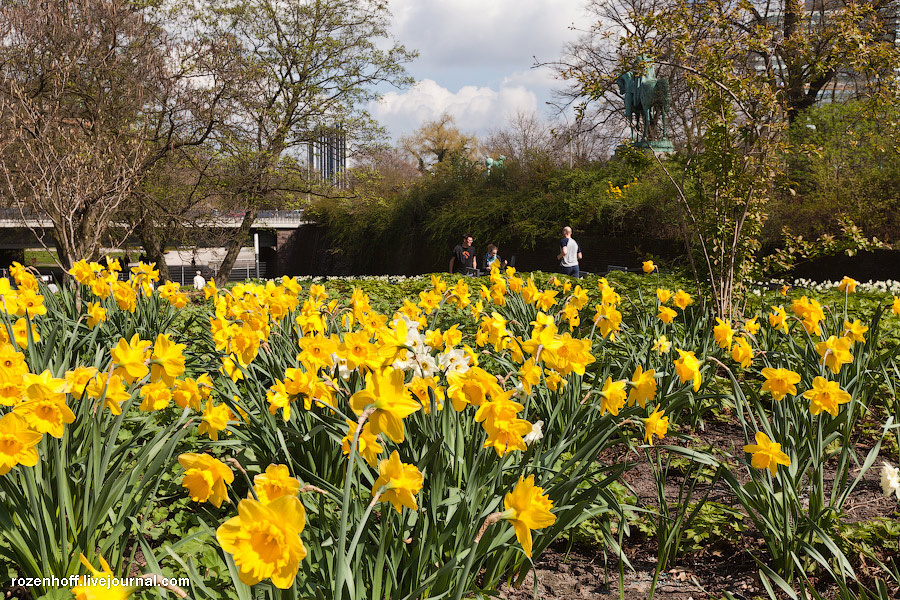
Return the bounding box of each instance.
[0,209,314,280]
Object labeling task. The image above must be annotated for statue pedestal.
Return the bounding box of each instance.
[615,140,674,156]
[635,140,674,153]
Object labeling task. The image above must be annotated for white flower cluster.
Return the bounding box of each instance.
[790,278,900,294]
[329,315,472,381]
[881,461,900,501]
[388,315,471,379]
[286,275,414,284]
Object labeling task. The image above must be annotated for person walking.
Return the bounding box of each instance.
[557,226,582,277]
[449,234,477,274]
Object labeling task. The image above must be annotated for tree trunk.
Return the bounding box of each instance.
[137,216,171,282]
[214,206,258,286]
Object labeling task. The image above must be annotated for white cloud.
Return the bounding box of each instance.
[372,1,590,139]
[371,79,539,139]
[388,0,585,71]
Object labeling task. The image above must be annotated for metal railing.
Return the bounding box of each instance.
[0,208,305,226]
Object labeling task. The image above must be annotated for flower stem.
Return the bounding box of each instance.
[452,512,503,600]
[334,406,375,599]
[347,492,381,561]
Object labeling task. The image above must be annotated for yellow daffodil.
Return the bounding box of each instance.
[0,343,28,379]
[85,373,131,415]
[15,288,46,318]
[372,450,423,512]
[644,408,669,445]
[112,281,137,312]
[199,400,235,440]
[791,296,826,336]
[544,369,566,391]
[349,367,421,442]
[744,317,760,335]
[15,372,74,438]
[64,366,99,400]
[593,303,622,339]
[673,289,693,310]
[72,553,138,600]
[12,317,39,349]
[266,380,293,421]
[642,260,656,274]
[173,377,203,411]
[408,376,445,414]
[298,334,338,372]
[204,279,218,300]
[217,496,307,589]
[760,368,801,401]
[837,276,858,294]
[150,333,186,386]
[0,412,41,475]
[502,475,556,558]
[519,358,542,395]
[341,419,383,466]
[178,452,234,507]
[713,318,734,349]
[731,336,753,368]
[110,334,152,383]
[652,335,671,354]
[254,464,300,505]
[657,306,677,324]
[599,377,628,416]
[674,349,702,391]
[475,391,532,456]
[628,366,657,408]
[802,376,851,417]
[446,366,502,411]
[843,319,868,344]
[815,336,853,374]
[744,431,790,476]
[138,381,171,412]
[769,305,788,332]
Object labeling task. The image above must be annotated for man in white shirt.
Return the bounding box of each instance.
[557,226,582,277]
[193,270,206,291]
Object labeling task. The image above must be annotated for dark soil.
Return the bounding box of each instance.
[500,545,763,600]
[500,414,900,599]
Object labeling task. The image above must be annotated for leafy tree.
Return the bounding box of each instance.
[555,0,900,136]
[200,0,416,285]
[554,0,900,316]
[781,98,900,241]
[399,113,480,173]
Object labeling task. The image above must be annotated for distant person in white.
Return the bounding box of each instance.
[193,271,206,291]
[557,226,582,277]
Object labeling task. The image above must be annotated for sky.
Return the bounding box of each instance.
[369,0,590,142]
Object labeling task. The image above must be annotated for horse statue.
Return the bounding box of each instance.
[615,59,670,144]
[485,155,506,173]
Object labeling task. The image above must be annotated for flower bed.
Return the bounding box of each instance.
[1,261,899,599]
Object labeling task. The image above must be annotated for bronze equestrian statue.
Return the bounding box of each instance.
[615,59,670,144]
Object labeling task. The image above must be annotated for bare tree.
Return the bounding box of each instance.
[202,0,416,285]
[347,145,420,194]
[0,0,224,270]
